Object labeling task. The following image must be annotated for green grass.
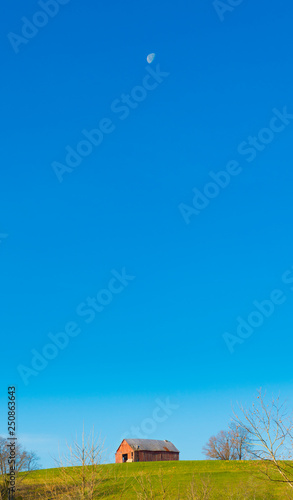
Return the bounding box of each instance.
[18,461,292,499]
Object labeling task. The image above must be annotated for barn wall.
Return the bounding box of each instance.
[115,440,133,463]
[137,451,179,462]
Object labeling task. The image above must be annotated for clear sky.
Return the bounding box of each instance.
[1,0,293,468]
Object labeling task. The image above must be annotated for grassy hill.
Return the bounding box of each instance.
[17,460,292,499]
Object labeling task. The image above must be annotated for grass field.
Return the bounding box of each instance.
[15,460,293,499]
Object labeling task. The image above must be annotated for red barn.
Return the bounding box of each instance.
[115,439,180,463]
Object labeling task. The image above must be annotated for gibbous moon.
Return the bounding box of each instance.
[147,53,155,64]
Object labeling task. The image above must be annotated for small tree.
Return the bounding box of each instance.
[41,427,107,500]
[133,469,172,500]
[0,436,39,499]
[202,426,251,460]
[186,475,213,500]
[234,389,293,490]
[229,423,252,460]
[203,430,233,460]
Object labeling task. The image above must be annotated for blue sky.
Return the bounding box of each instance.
[1,0,293,468]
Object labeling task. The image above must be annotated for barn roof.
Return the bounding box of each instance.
[125,439,179,453]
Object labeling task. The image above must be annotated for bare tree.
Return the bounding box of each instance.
[229,423,252,460]
[234,388,293,490]
[186,475,213,500]
[133,472,156,500]
[0,436,39,499]
[203,430,233,460]
[133,469,181,500]
[39,426,112,500]
[202,426,251,461]
[133,472,214,500]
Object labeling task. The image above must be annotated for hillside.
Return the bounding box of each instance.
[18,460,291,499]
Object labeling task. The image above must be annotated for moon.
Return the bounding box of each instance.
[147,53,155,64]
